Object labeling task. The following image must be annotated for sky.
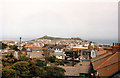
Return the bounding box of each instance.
[0,0,118,43]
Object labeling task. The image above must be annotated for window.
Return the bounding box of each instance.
[80,73,89,77]
[92,52,94,56]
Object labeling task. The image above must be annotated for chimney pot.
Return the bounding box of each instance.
[117,43,119,46]
[113,43,114,46]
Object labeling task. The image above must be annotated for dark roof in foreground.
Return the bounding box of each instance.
[91,52,120,77]
[59,61,91,76]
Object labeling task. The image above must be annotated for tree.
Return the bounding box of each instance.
[22,46,26,51]
[28,60,45,77]
[65,50,80,66]
[2,62,10,67]
[36,59,46,67]
[9,53,14,58]
[59,61,64,66]
[9,45,20,51]
[10,61,30,76]
[18,56,30,61]
[44,66,66,78]
[43,49,50,64]
[29,65,45,77]
[1,43,7,49]
[2,53,17,66]
[65,50,73,58]
[55,60,64,66]
[2,68,16,78]
[48,56,56,63]
[65,50,79,58]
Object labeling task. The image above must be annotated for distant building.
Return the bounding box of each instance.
[91,50,97,58]
[14,51,18,58]
[54,52,65,59]
[29,52,44,59]
[25,46,43,52]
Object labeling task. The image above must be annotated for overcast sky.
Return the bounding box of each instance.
[0,0,118,42]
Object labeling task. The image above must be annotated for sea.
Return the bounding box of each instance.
[90,39,118,46]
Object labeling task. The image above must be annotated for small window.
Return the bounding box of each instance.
[92,52,94,56]
[79,73,89,77]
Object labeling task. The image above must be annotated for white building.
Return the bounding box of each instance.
[91,50,96,58]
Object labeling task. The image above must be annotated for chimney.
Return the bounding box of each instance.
[113,43,114,46]
[117,43,119,46]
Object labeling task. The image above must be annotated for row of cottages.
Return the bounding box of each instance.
[43,44,67,59]
[91,43,120,78]
[11,44,67,60]
[2,40,15,46]
[25,46,43,52]
[71,47,90,61]
[90,43,120,59]
[25,46,44,59]
[59,44,96,77]
[59,44,93,77]
[59,42,119,77]
[70,42,99,61]
[24,46,54,60]
[24,43,93,60]
[90,48,108,59]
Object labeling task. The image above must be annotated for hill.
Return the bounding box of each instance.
[31,35,82,41]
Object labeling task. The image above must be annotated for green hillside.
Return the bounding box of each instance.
[31,35,82,41]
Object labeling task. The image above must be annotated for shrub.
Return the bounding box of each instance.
[44,66,66,78]
[10,61,30,76]
[2,68,16,78]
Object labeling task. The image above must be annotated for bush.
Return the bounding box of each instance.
[63,60,69,64]
[18,56,30,61]
[29,65,45,77]
[2,43,7,49]
[9,45,20,51]
[2,68,16,78]
[59,61,64,66]
[36,59,46,67]
[10,61,30,76]
[2,62,10,66]
[48,56,56,63]
[44,66,66,78]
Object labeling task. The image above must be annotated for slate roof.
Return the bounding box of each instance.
[29,52,44,59]
[25,46,43,51]
[54,52,64,56]
[91,52,120,77]
[59,61,91,76]
[97,48,107,55]
[43,44,66,49]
